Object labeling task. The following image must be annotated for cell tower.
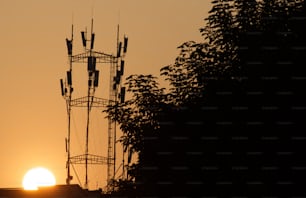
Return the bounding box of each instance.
[60,19,128,191]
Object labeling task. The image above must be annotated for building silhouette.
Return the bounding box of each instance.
[0,185,106,198]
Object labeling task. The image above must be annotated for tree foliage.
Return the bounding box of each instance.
[160,0,240,106]
[104,74,166,178]
[104,0,305,193]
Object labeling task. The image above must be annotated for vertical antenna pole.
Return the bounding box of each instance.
[114,23,120,184]
[66,23,74,185]
[91,18,94,36]
[85,85,90,189]
[117,24,120,54]
[84,18,94,190]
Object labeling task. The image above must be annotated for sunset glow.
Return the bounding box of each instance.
[22,167,56,190]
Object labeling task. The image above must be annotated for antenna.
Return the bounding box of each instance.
[123,36,128,53]
[67,71,72,85]
[90,33,95,49]
[60,79,65,96]
[71,22,74,41]
[66,39,72,55]
[120,87,125,103]
[117,24,120,55]
[94,70,99,87]
[116,24,128,57]
[66,24,74,56]
[90,18,95,50]
[120,60,125,76]
[117,42,122,57]
[81,31,87,48]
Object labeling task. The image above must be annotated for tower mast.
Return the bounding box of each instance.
[63,23,74,185]
[60,19,128,191]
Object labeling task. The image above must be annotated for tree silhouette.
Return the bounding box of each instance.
[104,0,306,196]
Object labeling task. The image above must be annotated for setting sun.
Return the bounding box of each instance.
[22,167,56,190]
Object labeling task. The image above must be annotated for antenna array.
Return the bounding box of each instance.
[60,19,128,192]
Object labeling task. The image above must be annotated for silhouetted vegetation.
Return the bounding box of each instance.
[105,0,306,196]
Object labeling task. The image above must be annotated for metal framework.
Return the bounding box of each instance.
[60,19,127,191]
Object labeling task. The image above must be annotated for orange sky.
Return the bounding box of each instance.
[0,0,211,190]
